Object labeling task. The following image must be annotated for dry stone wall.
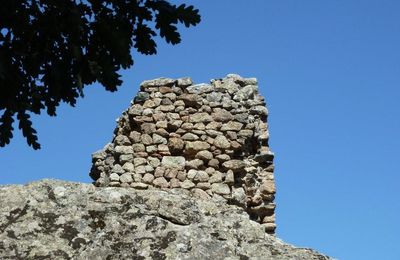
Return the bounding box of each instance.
[89,74,276,233]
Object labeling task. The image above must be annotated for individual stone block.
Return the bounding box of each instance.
[233,85,258,101]
[142,173,155,184]
[177,77,193,87]
[122,162,134,172]
[129,131,141,143]
[189,113,212,123]
[214,136,231,149]
[153,177,169,188]
[178,94,202,108]
[141,123,156,134]
[153,133,167,144]
[170,178,181,188]
[120,173,133,183]
[209,171,223,183]
[186,159,204,170]
[161,156,186,170]
[111,164,124,174]
[181,180,196,189]
[109,173,120,182]
[185,141,211,154]
[195,150,213,161]
[222,160,246,172]
[221,121,243,131]
[130,182,149,189]
[140,77,175,88]
[164,168,178,179]
[132,144,146,152]
[193,171,209,182]
[211,108,234,122]
[115,146,133,154]
[191,188,211,199]
[167,138,185,154]
[114,135,131,145]
[182,133,199,141]
[211,183,230,195]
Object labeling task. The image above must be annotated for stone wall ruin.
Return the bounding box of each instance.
[89,74,276,233]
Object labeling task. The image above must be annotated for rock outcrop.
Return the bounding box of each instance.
[90,74,276,233]
[0,179,333,259]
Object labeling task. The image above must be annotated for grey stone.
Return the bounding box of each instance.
[221,121,244,131]
[178,94,202,108]
[92,149,107,160]
[132,143,146,152]
[186,159,204,169]
[111,164,124,174]
[161,156,186,170]
[153,133,167,144]
[211,108,234,122]
[128,104,144,115]
[186,83,213,94]
[153,177,169,188]
[250,106,268,116]
[177,77,193,87]
[214,136,231,149]
[122,162,134,172]
[209,171,223,183]
[222,160,246,172]
[115,145,133,154]
[180,179,196,189]
[194,171,209,182]
[211,183,231,195]
[141,134,153,145]
[0,180,332,259]
[119,154,133,164]
[182,133,199,141]
[120,173,133,183]
[109,173,120,182]
[233,85,258,101]
[140,77,175,88]
[114,135,131,145]
[133,157,147,167]
[142,173,155,184]
[141,123,156,134]
[134,91,150,102]
[189,112,213,123]
[195,150,214,161]
[185,141,211,153]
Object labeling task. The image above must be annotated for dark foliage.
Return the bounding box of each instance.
[0,0,200,149]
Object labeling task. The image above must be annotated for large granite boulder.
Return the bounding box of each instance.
[0,179,332,259]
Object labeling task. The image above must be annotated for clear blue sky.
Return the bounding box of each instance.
[1,1,399,259]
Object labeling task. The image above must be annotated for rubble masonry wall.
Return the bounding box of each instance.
[89,74,276,233]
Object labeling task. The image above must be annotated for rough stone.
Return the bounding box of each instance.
[214,135,231,149]
[161,156,186,170]
[167,137,185,154]
[182,133,199,141]
[212,108,234,122]
[211,183,231,195]
[189,112,213,123]
[233,85,258,101]
[185,141,211,153]
[221,121,244,131]
[186,159,204,169]
[223,160,246,172]
[140,77,175,88]
[195,150,214,161]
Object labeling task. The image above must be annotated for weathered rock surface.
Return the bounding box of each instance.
[0,179,332,260]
